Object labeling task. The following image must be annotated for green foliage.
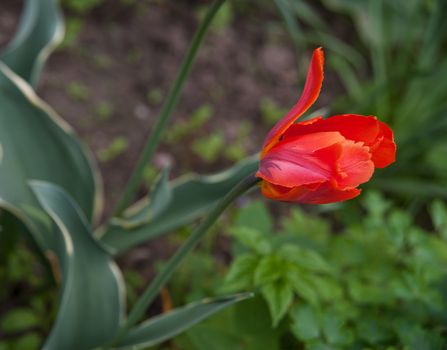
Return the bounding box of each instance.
[97,136,129,162]
[0,241,55,349]
[220,194,447,348]
[31,181,125,350]
[165,105,213,144]
[175,296,285,350]
[223,121,252,162]
[60,18,84,49]
[95,101,114,121]
[62,0,104,14]
[117,293,253,349]
[259,98,288,126]
[0,0,63,86]
[147,88,163,105]
[101,156,259,253]
[198,2,233,32]
[0,64,98,254]
[192,132,226,163]
[66,81,90,101]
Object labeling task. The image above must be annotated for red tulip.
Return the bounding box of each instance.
[256,48,396,204]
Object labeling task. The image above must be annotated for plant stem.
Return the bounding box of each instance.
[116,174,260,341]
[113,0,226,216]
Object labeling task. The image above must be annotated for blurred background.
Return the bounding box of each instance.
[1,0,447,349]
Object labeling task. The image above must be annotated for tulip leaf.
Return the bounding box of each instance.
[116,293,253,349]
[0,0,64,86]
[0,63,100,254]
[100,156,259,254]
[111,167,172,229]
[30,181,125,350]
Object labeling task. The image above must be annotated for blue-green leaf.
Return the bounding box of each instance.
[30,181,124,350]
[0,63,100,254]
[0,0,64,86]
[111,167,172,229]
[262,280,294,327]
[116,293,253,349]
[101,156,258,254]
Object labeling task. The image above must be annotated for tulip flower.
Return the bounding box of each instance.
[257,48,396,204]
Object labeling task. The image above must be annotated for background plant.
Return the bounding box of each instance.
[167,194,447,349]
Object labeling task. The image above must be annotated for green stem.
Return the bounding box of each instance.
[116,174,260,341]
[113,0,226,216]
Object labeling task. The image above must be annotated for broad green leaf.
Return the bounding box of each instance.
[262,280,294,327]
[234,201,273,235]
[290,305,320,341]
[229,227,271,255]
[254,255,284,285]
[30,181,124,350]
[430,200,447,239]
[0,64,100,253]
[286,268,319,305]
[0,308,40,333]
[182,296,282,350]
[116,293,252,349]
[0,0,64,86]
[11,333,42,350]
[279,244,331,273]
[225,253,259,290]
[186,325,245,350]
[0,210,23,262]
[321,313,352,346]
[101,155,259,254]
[111,167,172,229]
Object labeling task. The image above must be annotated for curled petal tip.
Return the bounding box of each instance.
[261,48,325,156]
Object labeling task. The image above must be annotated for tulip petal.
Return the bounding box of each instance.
[284,114,396,168]
[335,140,374,189]
[261,181,361,204]
[261,48,324,155]
[257,132,345,187]
[370,122,396,168]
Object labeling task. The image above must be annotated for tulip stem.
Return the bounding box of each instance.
[113,0,226,216]
[115,174,260,343]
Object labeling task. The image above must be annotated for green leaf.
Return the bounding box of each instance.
[0,0,64,86]
[30,181,124,350]
[254,255,284,285]
[112,167,172,229]
[286,267,319,305]
[116,293,253,349]
[0,64,99,254]
[101,155,258,254]
[186,325,244,350]
[321,313,352,346]
[0,308,39,333]
[279,244,331,273]
[225,253,259,290]
[229,227,271,255]
[0,210,24,263]
[430,200,447,239]
[182,296,282,350]
[262,280,294,327]
[290,305,320,341]
[234,201,273,235]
